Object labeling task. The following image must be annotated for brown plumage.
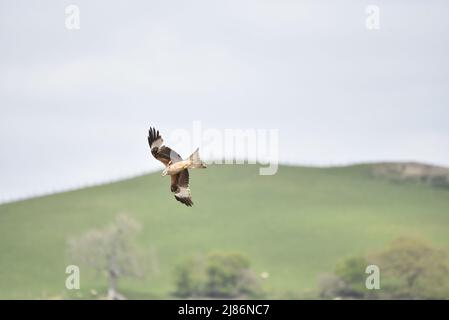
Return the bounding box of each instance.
[148,127,182,166]
[147,127,205,207]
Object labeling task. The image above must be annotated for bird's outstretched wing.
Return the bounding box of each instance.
[171,169,193,207]
[148,127,182,166]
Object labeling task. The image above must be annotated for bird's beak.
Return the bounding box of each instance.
[161,170,167,176]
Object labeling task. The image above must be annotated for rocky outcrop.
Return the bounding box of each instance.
[371,162,449,188]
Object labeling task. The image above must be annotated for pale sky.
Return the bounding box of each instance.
[1,0,449,202]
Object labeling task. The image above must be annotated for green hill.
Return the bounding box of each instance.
[1,164,449,299]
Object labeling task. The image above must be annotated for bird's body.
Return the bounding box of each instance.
[147,127,206,206]
[162,160,192,176]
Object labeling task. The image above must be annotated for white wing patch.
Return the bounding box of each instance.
[175,186,191,198]
[150,137,164,150]
[174,186,193,206]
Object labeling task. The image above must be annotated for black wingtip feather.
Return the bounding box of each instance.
[148,127,161,147]
[148,127,153,145]
[175,196,194,207]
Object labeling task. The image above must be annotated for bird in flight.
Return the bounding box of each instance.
[147,127,206,206]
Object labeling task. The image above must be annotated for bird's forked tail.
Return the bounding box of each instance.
[188,148,207,169]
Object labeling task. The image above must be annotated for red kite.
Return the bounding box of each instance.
[147,127,206,206]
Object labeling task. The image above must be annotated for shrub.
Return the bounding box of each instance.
[174,252,260,298]
[320,237,449,299]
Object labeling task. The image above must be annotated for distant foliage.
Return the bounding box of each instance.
[320,237,449,299]
[334,256,369,298]
[68,214,146,299]
[174,252,261,298]
[370,237,449,299]
[174,255,206,298]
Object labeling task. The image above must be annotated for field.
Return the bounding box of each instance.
[1,164,449,299]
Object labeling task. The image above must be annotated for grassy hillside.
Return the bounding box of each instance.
[0,164,449,299]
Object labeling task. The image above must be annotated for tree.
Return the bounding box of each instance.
[334,256,369,298]
[174,252,261,298]
[68,214,145,299]
[320,237,449,299]
[174,255,206,298]
[319,256,369,299]
[204,252,257,298]
[370,237,449,299]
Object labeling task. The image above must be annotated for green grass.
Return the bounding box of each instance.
[0,164,449,299]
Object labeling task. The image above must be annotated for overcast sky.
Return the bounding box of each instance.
[1,0,448,202]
